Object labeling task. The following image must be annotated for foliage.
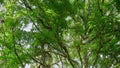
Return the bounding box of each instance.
[0,0,120,68]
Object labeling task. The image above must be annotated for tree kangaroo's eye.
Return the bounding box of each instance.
[0,19,4,24]
[1,19,4,23]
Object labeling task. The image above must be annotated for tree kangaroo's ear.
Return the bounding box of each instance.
[38,64,40,68]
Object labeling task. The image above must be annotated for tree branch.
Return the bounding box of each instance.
[12,29,24,68]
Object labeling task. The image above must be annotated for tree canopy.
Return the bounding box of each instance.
[0,0,120,68]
